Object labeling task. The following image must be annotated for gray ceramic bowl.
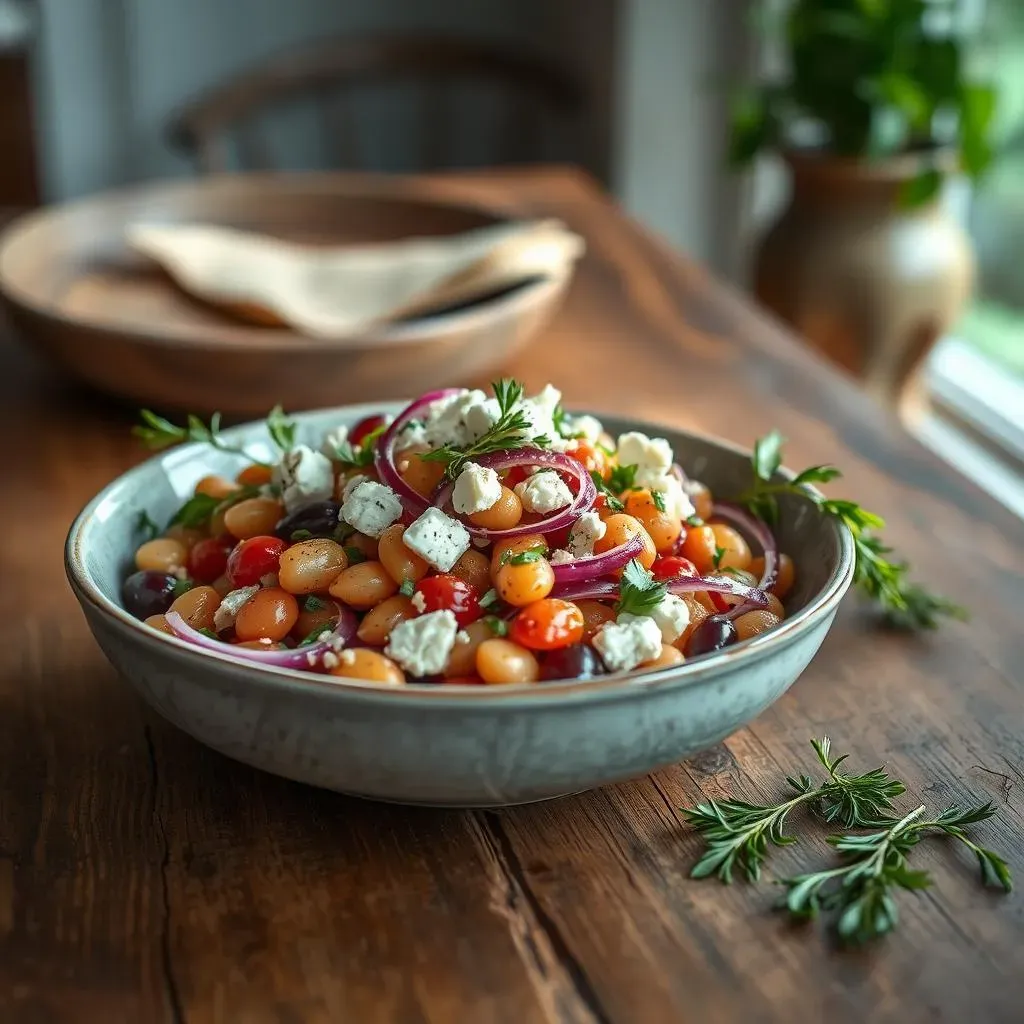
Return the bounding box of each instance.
[66,404,855,806]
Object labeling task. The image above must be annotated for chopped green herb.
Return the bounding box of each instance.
[344,545,368,566]
[552,403,585,440]
[333,522,356,543]
[590,470,625,512]
[685,514,703,527]
[711,545,727,571]
[502,544,548,566]
[167,493,220,529]
[399,579,416,597]
[330,425,387,468]
[171,577,194,598]
[266,404,297,452]
[135,509,160,541]
[614,559,667,617]
[483,615,508,637]
[298,625,336,646]
[651,489,667,513]
[480,588,499,609]
[607,463,638,494]
[304,595,327,612]
[198,627,219,640]
[291,529,313,541]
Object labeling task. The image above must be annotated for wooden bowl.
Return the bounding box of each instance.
[0,174,573,415]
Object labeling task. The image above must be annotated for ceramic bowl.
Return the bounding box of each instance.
[66,403,855,806]
[0,174,572,416]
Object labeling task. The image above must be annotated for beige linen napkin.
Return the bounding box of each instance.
[126,219,584,337]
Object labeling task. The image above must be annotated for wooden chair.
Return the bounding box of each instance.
[169,34,585,174]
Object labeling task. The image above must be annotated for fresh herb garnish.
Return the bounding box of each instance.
[552,403,585,440]
[399,579,416,597]
[607,463,638,493]
[480,588,499,609]
[651,489,667,513]
[304,595,327,612]
[333,522,356,543]
[135,509,160,541]
[168,493,221,529]
[614,559,667,617]
[133,409,266,464]
[330,425,387,468]
[590,470,625,513]
[422,379,551,478]
[738,431,966,629]
[291,529,313,542]
[198,627,219,639]
[171,577,194,598]
[483,615,508,637]
[344,545,368,566]
[501,544,548,567]
[781,801,1011,945]
[711,545,727,571]
[266,404,297,452]
[685,514,703,527]
[298,625,335,646]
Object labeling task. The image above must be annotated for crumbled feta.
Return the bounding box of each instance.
[514,470,573,514]
[339,649,357,665]
[520,383,570,452]
[422,390,498,449]
[395,418,428,450]
[616,431,674,476]
[322,651,340,670]
[567,510,607,558]
[559,413,604,444]
[620,594,690,644]
[549,548,575,565]
[410,590,427,614]
[213,586,259,633]
[341,473,370,503]
[340,480,403,538]
[455,630,471,645]
[402,507,471,571]
[452,461,502,515]
[321,424,349,459]
[273,444,335,513]
[646,472,695,523]
[385,609,459,677]
[593,616,663,672]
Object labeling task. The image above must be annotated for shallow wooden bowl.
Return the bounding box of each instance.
[0,174,572,415]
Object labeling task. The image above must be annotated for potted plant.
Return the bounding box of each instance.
[731,0,998,406]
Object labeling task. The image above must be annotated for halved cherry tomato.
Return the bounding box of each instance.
[503,465,531,490]
[651,555,698,581]
[509,598,585,651]
[566,440,609,478]
[187,535,233,584]
[349,414,388,447]
[413,574,482,628]
[226,535,286,588]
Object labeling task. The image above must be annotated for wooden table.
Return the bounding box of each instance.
[2,169,1023,1024]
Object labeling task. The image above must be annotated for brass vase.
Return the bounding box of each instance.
[754,151,975,408]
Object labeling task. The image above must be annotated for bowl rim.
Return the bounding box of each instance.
[0,171,572,353]
[65,402,856,707]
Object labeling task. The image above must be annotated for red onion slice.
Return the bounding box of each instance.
[374,388,463,514]
[550,580,621,603]
[165,608,358,671]
[430,447,597,540]
[549,533,643,584]
[711,502,779,619]
[550,573,770,609]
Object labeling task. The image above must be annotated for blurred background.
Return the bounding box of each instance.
[0,0,1021,513]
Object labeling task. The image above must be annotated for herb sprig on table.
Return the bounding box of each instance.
[737,431,966,629]
[133,405,298,463]
[681,738,1012,946]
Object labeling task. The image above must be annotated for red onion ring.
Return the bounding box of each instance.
[550,580,621,603]
[549,533,643,584]
[550,573,770,609]
[430,447,597,540]
[711,502,779,619]
[165,608,358,671]
[374,388,463,514]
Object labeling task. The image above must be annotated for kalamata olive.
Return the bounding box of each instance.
[122,570,179,620]
[274,501,342,542]
[539,643,606,682]
[684,615,738,657]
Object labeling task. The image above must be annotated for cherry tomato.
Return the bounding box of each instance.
[566,440,609,478]
[651,555,698,581]
[503,465,531,490]
[226,535,286,588]
[413,574,482,628]
[349,413,388,447]
[509,598,585,651]
[187,535,233,584]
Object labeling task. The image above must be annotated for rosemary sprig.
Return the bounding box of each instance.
[682,738,905,882]
[421,379,551,478]
[737,430,966,629]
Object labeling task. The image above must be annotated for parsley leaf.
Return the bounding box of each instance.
[344,545,368,566]
[607,463,638,493]
[266,405,297,452]
[651,489,667,513]
[329,424,387,468]
[291,529,313,541]
[590,470,625,512]
[167,493,221,529]
[171,578,194,598]
[503,545,548,566]
[304,595,327,612]
[483,615,508,637]
[135,510,160,541]
[711,545,727,571]
[614,559,667,617]
[399,579,416,597]
[685,514,703,527]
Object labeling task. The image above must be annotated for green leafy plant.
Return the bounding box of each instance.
[730,0,999,204]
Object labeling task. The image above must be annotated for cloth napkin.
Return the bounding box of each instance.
[127,218,584,338]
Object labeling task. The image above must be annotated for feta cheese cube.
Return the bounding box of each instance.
[385,609,459,677]
[567,510,607,558]
[452,461,502,515]
[620,594,690,644]
[341,473,370,503]
[549,548,575,565]
[213,585,259,633]
[340,480,403,538]
[402,507,471,571]
[593,616,663,672]
[616,431,674,477]
[514,470,573,515]
[272,444,335,513]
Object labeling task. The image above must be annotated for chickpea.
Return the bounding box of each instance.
[168,585,221,632]
[593,514,657,570]
[765,592,786,619]
[680,524,718,574]
[708,523,752,572]
[223,497,284,540]
[378,524,429,586]
[292,596,342,643]
[135,538,187,573]
[195,474,239,500]
[495,559,555,607]
[345,532,379,562]
[734,609,783,641]
[234,587,299,642]
[328,560,398,609]
[674,596,710,650]
[475,638,540,685]
[329,649,405,685]
[640,644,686,670]
[356,595,416,646]
[397,447,445,497]
[577,600,616,641]
[449,549,491,594]
[443,619,494,677]
[278,539,348,594]
[469,486,522,531]
[236,463,273,487]
[145,613,175,636]
[624,490,682,554]
[750,553,796,599]
[686,480,714,522]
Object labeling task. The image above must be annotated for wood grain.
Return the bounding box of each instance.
[1,169,1023,1023]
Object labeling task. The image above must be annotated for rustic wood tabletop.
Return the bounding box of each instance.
[1,169,1023,1024]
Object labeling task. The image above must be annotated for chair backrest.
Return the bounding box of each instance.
[170,34,585,174]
